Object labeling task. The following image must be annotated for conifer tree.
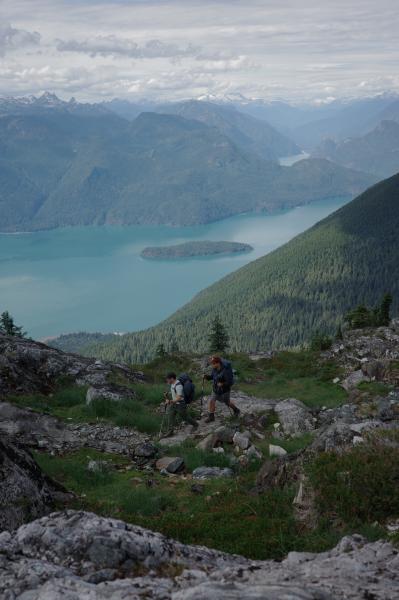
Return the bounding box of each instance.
[208,316,229,353]
[378,293,393,326]
[155,343,167,358]
[170,339,179,353]
[0,311,25,337]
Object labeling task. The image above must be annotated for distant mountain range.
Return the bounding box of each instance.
[313,120,399,179]
[0,93,374,232]
[56,173,399,362]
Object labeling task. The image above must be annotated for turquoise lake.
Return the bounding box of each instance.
[0,196,349,339]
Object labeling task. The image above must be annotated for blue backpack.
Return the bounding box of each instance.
[221,359,235,386]
[177,373,196,404]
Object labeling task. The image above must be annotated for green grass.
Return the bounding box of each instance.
[235,351,346,409]
[270,432,315,455]
[308,443,399,525]
[9,384,163,434]
[357,381,393,397]
[164,439,232,471]
[36,442,392,559]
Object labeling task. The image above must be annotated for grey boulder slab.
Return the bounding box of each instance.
[275,398,314,435]
[192,467,234,479]
[156,456,185,474]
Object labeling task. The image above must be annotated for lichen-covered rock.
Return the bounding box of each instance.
[233,431,251,450]
[86,385,135,405]
[0,436,66,532]
[341,370,369,391]
[0,332,144,398]
[269,444,287,457]
[1,512,398,599]
[0,401,76,449]
[192,467,234,479]
[0,402,146,455]
[275,398,314,435]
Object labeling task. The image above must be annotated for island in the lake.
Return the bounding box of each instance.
[141,240,254,260]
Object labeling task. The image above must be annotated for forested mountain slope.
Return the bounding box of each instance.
[157,100,300,160]
[77,173,399,363]
[314,120,399,178]
[0,102,374,232]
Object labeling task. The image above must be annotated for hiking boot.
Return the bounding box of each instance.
[232,407,241,418]
[204,413,215,423]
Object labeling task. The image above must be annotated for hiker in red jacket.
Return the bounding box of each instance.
[203,355,240,423]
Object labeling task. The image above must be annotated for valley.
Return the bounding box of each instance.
[0,196,349,340]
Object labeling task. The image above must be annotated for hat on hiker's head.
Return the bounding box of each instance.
[210,355,222,365]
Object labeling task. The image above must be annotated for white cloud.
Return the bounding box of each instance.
[1,0,399,102]
[56,35,200,59]
[0,23,41,56]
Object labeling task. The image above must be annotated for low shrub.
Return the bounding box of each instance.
[308,442,399,525]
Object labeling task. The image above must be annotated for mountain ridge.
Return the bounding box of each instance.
[0,101,374,232]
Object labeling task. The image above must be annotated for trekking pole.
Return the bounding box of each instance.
[158,400,168,440]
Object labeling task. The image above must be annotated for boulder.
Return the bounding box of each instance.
[0,436,66,532]
[192,467,234,480]
[274,399,314,435]
[269,444,288,458]
[87,460,114,473]
[0,402,77,450]
[196,433,217,451]
[233,431,251,450]
[361,360,388,381]
[155,456,185,474]
[0,332,144,397]
[86,385,135,405]
[311,421,354,453]
[246,445,263,460]
[134,441,158,458]
[214,425,235,444]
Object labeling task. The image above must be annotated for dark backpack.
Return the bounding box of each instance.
[177,373,196,404]
[221,359,235,386]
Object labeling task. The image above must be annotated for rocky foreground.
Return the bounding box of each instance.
[1,510,398,599]
[2,327,399,598]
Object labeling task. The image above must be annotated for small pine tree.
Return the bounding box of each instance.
[208,316,229,353]
[155,343,167,358]
[335,324,344,341]
[344,304,374,329]
[0,311,25,337]
[378,293,393,326]
[169,339,179,353]
[310,330,332,351]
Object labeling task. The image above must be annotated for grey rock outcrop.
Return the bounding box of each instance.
[275,398,315,435]
[0,402,146,454]
[0,436,66,532]
[0,332,143,398]
[0,402,76,449]
[325,324,399,377]
[1,511,398,599]
[193,467,234,479]
[341,369,369,390]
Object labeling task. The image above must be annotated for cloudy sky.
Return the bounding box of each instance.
[1,0,398,103]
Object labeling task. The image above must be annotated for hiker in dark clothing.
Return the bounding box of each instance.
[163,372,198,436]
[203,356,240,423]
